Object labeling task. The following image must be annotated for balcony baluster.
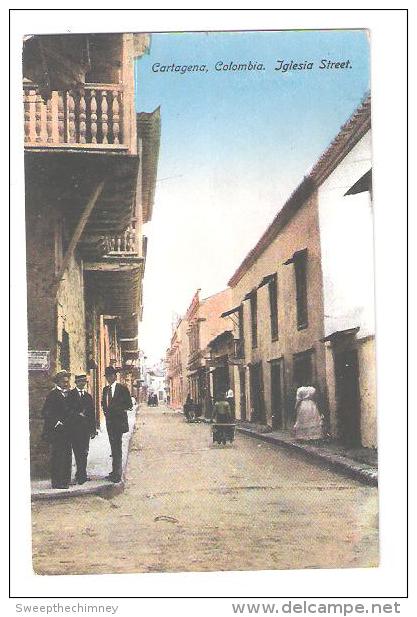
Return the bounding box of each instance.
[104,226,138,256]
[23,83,126,149]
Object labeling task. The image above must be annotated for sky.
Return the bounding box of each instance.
[134,30,370,363]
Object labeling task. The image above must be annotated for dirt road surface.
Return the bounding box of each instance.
[32,406,378,575]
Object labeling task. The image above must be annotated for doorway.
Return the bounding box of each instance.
[213,364,229,402]
[239,367,247,421]
[270,358,285,429]
[249,362,266,423]
[334,349,361,446]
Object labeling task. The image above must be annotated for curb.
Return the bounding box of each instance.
[31,409,138,501]
[236,426,378,487]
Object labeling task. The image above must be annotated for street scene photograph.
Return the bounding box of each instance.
[23,28,378,576]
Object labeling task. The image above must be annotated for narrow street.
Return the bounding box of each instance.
[32,406,378,575]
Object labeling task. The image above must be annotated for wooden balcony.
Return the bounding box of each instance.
[24,82,129,150]
[84,225,143,272]
[103,225,139,256]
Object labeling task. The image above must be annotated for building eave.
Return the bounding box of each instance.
[228,93,371,288]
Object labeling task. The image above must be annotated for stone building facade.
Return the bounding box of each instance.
[166,289,233,416]
[226,95,376,448]
[186,289,233,417]
[24,33,161,477]
[167,317,189,410]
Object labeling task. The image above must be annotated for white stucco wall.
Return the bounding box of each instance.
[318,131,375,339]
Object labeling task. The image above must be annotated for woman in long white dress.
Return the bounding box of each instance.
[293,386,324,441]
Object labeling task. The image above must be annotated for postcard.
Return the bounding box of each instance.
[23,28,378,577]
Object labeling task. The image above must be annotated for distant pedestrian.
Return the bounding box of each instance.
[225,387,235,418]
[41,370,72,489]
[293,386,324,441]
[67,374,97,484]
[184,394,194,421]
[101,366,132,483]
[213,395,232,424]
[213,394,233,445]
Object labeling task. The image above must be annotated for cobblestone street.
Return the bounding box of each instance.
[32,406,378,575]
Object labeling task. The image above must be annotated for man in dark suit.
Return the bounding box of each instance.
[41,370,72,489]
[67,374,97,484]
[101,366,132,483]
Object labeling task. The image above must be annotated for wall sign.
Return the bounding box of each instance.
[28,350,50,371]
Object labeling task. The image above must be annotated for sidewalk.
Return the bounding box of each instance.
[31,408,137,501]
[236,422,378,486]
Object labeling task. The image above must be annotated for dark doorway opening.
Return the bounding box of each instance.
[334,349,361,446]
[291,349,315,425]
[293,349,314,387]
[213,364,229,402]
[270,358,285,429]
[249,362,266,424]
[239,367,247,421]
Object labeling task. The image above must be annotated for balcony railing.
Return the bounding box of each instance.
[24,82,126,149]
[103,225,139,255]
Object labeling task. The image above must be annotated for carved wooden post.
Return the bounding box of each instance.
[101,90,108,144]
[78,88,87,144]
[90,89,97,143]
[112,90,120,144]
[46,95,53,143]
[127,226,135,251]
[57,91,65,143]
[51,92,59,143]
[24,90,31,143]
[35,93,42,142]
[67,91,76,143]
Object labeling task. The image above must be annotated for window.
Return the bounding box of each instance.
[293,250,308,329]
[250,291,257,348]
[293,349,315,388]
[268,274,279,340]
[189,321,200,355]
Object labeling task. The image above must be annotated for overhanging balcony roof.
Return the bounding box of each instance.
[85,267,142,326]
[24,149,139,257]
[23,34,91,97]
[137,108,161,223]
[119,315,140,342]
